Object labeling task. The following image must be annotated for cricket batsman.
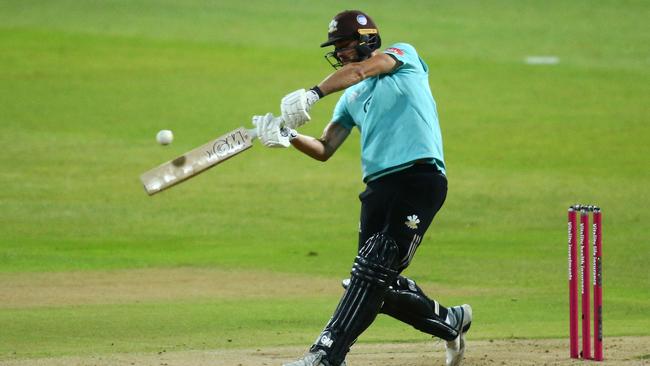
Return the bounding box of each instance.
[252,10,472,366]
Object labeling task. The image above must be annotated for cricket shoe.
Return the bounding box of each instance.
[282,350,346,366]
[445,304,472,366]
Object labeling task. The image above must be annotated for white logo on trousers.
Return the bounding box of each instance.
[405,214,420,229]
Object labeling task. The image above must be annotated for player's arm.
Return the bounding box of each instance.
[290,122,350,162]
[317,53,398,96]
[280,53,398,130]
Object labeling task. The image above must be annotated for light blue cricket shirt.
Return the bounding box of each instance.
[331,42,445,182]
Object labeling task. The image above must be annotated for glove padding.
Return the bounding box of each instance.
[252,112,290,148]
[280,88,320,129]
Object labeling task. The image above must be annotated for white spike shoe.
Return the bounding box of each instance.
[445,304,472,366]
[282,349,346,366]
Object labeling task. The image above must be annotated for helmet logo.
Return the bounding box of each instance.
[328,20,338,33]
[356,14,368,25]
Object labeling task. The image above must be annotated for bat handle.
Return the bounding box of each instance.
[248,116,282,142]
[247,128,258,141]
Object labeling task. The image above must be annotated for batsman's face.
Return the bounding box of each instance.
[334,39,360,65]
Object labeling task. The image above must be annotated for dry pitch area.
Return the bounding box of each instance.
[2,269,649,365]
[1,337,649,366]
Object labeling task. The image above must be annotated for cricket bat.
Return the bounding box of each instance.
[140,126,258,195]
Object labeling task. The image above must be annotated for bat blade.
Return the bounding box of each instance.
[140,127,254,195]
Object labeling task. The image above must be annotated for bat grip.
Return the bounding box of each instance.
[248,117,282,141]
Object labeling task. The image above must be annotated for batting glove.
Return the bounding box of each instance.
[252,113,292,148]
[280,88,320,129]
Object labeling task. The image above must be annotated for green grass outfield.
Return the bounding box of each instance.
[1,0,649,360]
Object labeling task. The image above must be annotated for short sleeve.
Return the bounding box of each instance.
[331,93,355,129]
[383,43,424,73]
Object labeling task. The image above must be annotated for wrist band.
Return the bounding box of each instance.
[310,85,324,99]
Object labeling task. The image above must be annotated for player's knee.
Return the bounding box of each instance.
[352,232,399,286]
[359,232,399,265]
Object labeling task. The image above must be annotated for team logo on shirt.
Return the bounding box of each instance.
[385,47,404,56]
[363,96,372,113]
[405,215,420,229]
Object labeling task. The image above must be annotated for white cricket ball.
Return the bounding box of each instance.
[156,130,173,145]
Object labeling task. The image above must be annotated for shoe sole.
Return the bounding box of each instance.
[459,304,472,333]
[456,304,472,363]
[445,304,472,366]
[454,304,472,336]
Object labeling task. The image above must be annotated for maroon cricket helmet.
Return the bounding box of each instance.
[320,10,381,48]
[320,10,382,68]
